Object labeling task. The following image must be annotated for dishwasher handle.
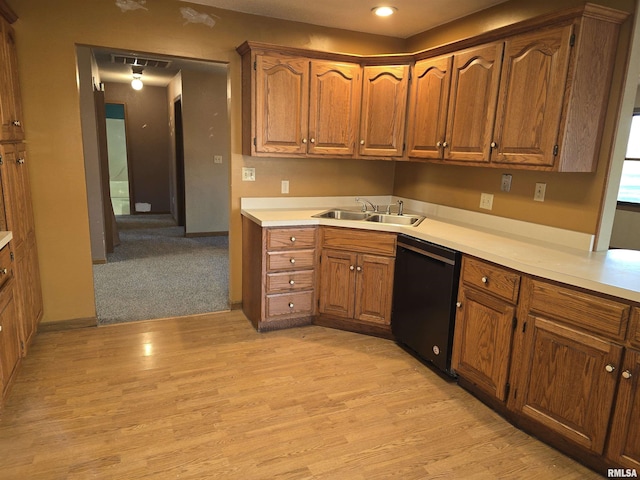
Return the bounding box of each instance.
[397,240,457,266]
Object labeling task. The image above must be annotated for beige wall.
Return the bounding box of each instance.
[9,0,403,323]
[8,0,635,323]
[399,0,635,234]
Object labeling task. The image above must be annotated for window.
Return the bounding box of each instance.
[618,112,640,204]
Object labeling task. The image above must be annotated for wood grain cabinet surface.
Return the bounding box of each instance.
[242,218,318,331]
[0,261,18,401]
[318,227,396,332]
[452,257,520,401]
[0,17,23,142]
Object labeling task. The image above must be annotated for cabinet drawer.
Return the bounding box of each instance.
[461,257,520,303]
[321,227,396,256]
[267,227,316,250]
[0,245,12,290]
[266,290,314,319]
[528,280,630,340]
[266,270,314,293]
[267,249,315,272]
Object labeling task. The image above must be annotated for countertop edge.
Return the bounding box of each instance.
[0,231,12,250]
[241,209,640,304]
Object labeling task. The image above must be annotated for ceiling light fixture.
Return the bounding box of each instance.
[372,6,397,17]
[131,65,144,90]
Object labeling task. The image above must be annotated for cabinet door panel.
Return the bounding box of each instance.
[319,249,356,319]
[445,42,503,162]
[359,65,409,157]
[309,61,361,156]
[255,55,309,154]
[515,315,622,454]
[451,288,515,400]
[492,25,572,167]
[354,254,394,325]
[406,56,452,159]
[607,349,640,469]
[0,282,19,397]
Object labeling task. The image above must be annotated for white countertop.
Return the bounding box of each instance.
[241,201,640,304]
[0,231,12,250]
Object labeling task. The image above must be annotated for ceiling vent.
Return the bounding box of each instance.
[111,54,172,69]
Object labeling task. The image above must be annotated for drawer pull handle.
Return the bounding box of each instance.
[0,268,7,275]
[290,236,296,242]
[622,370,632,379]
[290,258,295,264]
[288,302,294,309]
[289,279,295,285]
[456,302,462,308]
[605,364,616,373]
[481,276,488,284]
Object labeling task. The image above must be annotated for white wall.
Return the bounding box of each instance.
[181,66,230,234]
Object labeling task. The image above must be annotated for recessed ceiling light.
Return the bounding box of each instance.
[372,6,396,16]
[372,6,397,17]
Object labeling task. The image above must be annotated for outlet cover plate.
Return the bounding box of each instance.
[480,193,494,210]
[534,183,546,202]
[242,167,256,181]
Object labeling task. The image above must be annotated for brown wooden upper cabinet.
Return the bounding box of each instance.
[406,5,626,171]
[245,49,362,157]
[239,4,627,170]
[358,65,409,158]
[0,18,24,142]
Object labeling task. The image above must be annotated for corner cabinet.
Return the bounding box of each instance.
[317,227,396,336]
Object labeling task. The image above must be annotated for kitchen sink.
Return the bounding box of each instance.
[365,214,425,226]
[313,209,425,227]
[313,209,371,221]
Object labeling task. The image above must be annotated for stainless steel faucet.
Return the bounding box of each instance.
[385,200,404,215]
[355,197,377,212]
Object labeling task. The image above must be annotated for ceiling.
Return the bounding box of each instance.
[180,0,510,39]
[95,0,509,87]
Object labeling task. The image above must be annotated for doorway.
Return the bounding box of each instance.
[105,103,132,215]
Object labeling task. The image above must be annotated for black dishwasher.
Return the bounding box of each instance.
[392,234,461,377]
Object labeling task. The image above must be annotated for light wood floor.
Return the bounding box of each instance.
[0,311,602,479]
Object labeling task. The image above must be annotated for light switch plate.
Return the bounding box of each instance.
[281,180,289,194]
[242,167,255,181]
[501,174,512,192]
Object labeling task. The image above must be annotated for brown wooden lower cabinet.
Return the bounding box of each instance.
[0,273,19,401]
[317,227,396,333]
[452,257,640,473]
[606,348,640,469]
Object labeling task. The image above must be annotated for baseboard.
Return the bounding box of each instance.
[230,302,242,310]
[92,259,107,265]
[185,231,229,238]
[38,317,98,332]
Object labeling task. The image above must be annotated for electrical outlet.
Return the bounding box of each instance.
[214,155,223,164]
[534,183,546,202]
[501,174,512,192]
[242,167,255,181]
[480,193,494,210]
[281,180,289,194]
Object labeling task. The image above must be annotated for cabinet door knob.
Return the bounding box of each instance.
[288,302,294,309]
[12,120,21,127]
[605,364,616,373]
[0,325,2,332]
[490,141,497,148]
[456,302,462,308]
[349,265,355,271]
[17,158,25,165]
[289,258,295,264]
[290,236,296,242]
[310,138,315,144]
[436,141,442,147]
[481,276,488,284]
[0,268,7,275]
[302,138,307,144]
[360,139,365,145]
[356,266,362,272]
[622,370,632,379]
[289,279,295,285]
[442,141,448,148]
